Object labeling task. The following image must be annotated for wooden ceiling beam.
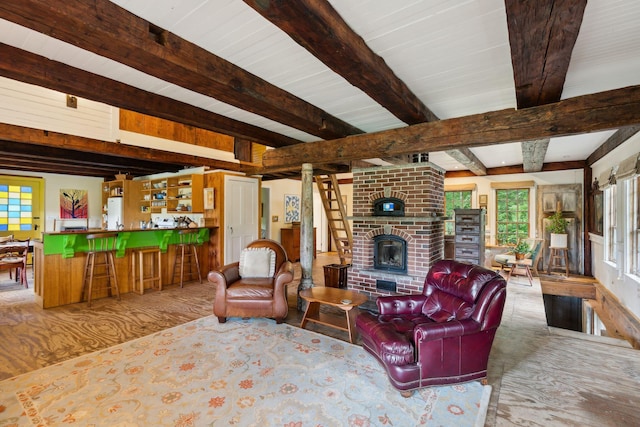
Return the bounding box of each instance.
[0,123,242,174]
[587,125,640,166]
[445,148,487,176]
[262,85,640,168]
[445,160,587,178]
[0,43,299,149]
[243,0,438,125]
[505,0,587,172]
[521,138,550,173]
[245,0,489,173]
[506,0,587,108]
[0,143,178,175]
[0,0,361,140]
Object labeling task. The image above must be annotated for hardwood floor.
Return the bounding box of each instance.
[0,253,638,426]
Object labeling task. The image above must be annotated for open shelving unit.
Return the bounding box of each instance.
[139,174,204,217]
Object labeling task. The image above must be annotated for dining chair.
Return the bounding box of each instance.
[0,239,29,287]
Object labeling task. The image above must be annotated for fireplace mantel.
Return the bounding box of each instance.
[348,216,449,222]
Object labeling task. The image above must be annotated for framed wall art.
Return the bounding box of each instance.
[204,187,215,210]
[284,194,300,223]
[60,189,88,219]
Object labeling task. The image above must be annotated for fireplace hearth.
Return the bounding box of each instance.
[373,234,407,274]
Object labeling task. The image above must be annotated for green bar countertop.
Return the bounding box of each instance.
[42,227,210,258]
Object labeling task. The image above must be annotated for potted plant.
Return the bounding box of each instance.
[513,240,531,260]
[547,210,568,248]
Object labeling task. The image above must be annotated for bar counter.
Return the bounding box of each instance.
[33,227,210,308]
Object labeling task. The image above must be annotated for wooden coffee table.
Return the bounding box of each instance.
[299,287,367,343]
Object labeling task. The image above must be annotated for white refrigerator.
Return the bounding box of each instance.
[107,197,123,230]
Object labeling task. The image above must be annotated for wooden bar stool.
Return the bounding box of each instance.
[131,247,162,295]
[81,233,120,307]
[171,229,202,287]
[547,247,569,276]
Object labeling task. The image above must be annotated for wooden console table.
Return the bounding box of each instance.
[281,226,316,261]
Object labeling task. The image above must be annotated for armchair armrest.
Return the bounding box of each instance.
[413,318,481,343]
[207,262,240,290]
[273,260,294,290]
[377,294,427,316]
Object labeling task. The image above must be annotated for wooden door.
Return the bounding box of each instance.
[224,175,259,264]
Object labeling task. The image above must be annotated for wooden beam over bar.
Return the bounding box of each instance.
[0,123,242,173]
[0,0,361,140]
[262,85,640,168]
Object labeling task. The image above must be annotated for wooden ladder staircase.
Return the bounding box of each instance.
[315,174,353,265]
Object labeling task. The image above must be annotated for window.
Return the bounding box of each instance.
[629,176,640,276]
[0,184,33,232]
[444,190,472,235]
[605,184,617,263]
[495,188,529,245]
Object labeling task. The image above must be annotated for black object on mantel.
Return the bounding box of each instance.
[372,197,405,216]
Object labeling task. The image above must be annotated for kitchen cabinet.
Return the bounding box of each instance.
[101,179,145,229]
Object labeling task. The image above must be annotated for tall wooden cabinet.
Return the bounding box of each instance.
[454,208,485,266]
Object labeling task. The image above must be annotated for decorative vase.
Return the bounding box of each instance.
[515,253,525,260]
[550,233,567,248]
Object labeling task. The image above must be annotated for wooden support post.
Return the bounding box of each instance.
[298,163,314,311]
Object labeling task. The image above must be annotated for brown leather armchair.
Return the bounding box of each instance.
[356,259,507,396]
[208,239,294,324]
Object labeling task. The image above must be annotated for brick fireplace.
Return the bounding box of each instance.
[347,163,446,300]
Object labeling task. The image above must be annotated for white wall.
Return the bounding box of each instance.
[0,169,104,233]
[0,76,118,142]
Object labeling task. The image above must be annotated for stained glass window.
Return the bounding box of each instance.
[0,184,33,231]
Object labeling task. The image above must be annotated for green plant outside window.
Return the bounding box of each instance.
[496,188,529,245]
[444,191,472,235]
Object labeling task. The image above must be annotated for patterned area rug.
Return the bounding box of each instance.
[0,316,491,426]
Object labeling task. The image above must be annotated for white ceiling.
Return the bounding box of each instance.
[1,0,640,171]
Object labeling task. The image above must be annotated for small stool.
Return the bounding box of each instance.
[507,258,534,286]
[131,247,162,295]
[547,247,569,276]
[81,233,120,308]
[171,229,202,287]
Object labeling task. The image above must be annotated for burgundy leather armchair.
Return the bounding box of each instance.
[356,259,507,396]
[208,239,294,324]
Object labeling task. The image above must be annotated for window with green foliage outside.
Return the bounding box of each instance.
[495,188,529,245]
[444,191,472,235]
